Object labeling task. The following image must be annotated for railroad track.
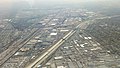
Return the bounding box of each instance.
[0,29,41,67]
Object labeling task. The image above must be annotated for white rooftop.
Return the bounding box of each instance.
[57,66,66,68]
[54,56,63,60]
[50,33,57,36]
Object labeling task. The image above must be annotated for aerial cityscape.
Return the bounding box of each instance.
[0,0,120,68]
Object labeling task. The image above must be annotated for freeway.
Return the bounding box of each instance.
[94,15,120,20]
[0,11,61,67]
[25,21,88,68]
[24,15,118,68]
[1,14,117,68]
[43,28,120,68]
[25,29,76,68]
[0,29,41,67]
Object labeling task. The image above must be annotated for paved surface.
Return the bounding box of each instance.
[43,29,120,68]
[0,29,41,67]
[25,19,93,68]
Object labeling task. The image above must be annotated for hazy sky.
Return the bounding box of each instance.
[0,0,113,3]
[25,0,115,6]
[28,0,111,3]
[0,0,119,9]
[0,0,117,5]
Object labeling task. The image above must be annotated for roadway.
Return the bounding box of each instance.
[0,12,60,67]
[0,28,41,67]
[1,14,119,68]
[24,15,120,68]
[42,28,120,68]
[25,29,76,68]
[25,21,88,68]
